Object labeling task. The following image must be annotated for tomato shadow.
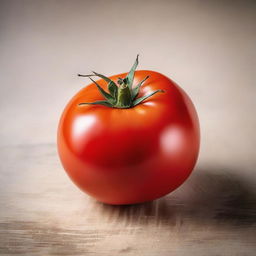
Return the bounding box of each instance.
[93,165,256,227]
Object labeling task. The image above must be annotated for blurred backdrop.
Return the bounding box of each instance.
[0,0,255,170]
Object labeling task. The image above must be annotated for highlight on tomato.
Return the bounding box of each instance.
[57,55,200,205]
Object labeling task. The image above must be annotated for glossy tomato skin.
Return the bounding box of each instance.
[57,70,200,205]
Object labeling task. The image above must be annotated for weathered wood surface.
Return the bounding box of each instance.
[0,144,255,255]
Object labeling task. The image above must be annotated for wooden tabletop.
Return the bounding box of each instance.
[1,144,255,255]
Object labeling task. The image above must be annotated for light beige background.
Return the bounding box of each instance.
[0,0,256,255]
[0,0,255,167]
[0,0,256,168]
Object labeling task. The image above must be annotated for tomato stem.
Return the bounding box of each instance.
[115,84,132,108]
[78,56,164,108]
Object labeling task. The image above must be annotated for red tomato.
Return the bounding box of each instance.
[57,59,200,205]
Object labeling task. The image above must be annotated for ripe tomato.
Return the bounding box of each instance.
[57,57,200,205]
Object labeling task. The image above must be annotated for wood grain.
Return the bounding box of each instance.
[0,144,255,255]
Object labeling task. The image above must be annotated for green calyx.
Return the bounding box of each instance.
[78,55,164,108]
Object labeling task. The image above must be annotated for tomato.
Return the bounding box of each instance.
[57,56,200,205]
